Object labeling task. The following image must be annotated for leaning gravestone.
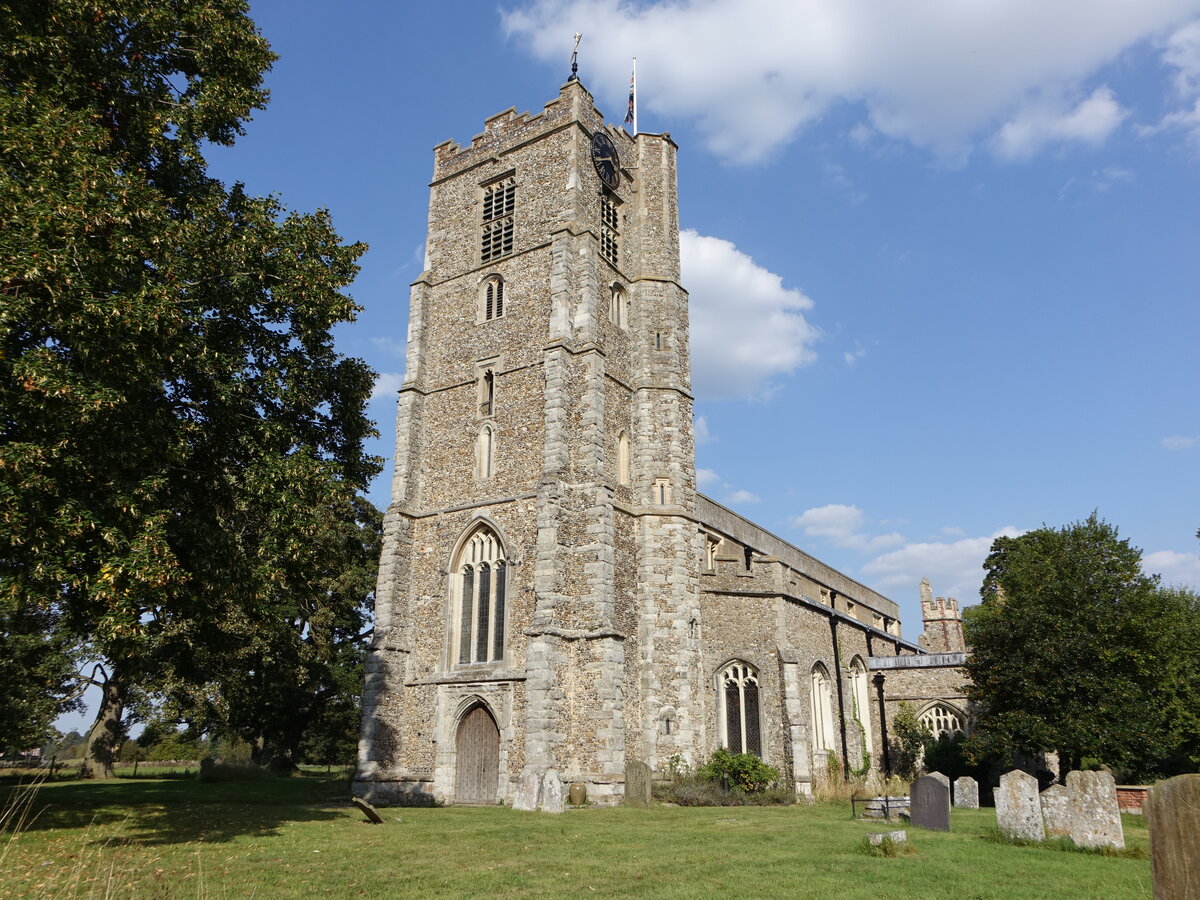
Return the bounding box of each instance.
[352,797,385,824]
[996,770,1045,841]
[910,774,950,831]
[1145,773,1200,900]
[625,759,652,808]
[1066,770,1124,850]
[953,776,979,809]
[541,769,565,814]
[1040,784,1071,837]
[512,770,541,812]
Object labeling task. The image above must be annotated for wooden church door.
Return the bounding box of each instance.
[455,704,499,804]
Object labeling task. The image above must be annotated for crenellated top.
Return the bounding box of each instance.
[431,80,608,183]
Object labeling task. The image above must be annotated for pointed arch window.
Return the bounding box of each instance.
[718,661,762,757]
[609,284,628,330]
[849,657,873,761]
[453,526,507,665]
[616,430,630,485]
[918,703,964,739]
[476,425,495,478]
[481,178,515,263]
[810,663,835,752]
[480,275,505,322]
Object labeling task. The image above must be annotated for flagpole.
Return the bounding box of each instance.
[632,57,638,136]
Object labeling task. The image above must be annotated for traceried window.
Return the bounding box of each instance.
[919,703,964,739]
[480,275,505,321]
[719,661,762,757]
[849,657,873,762]
[481,178,515,263]
[600,193,620,267]
[810,663,835,752]
[609,284,628,330]
[452,526,507,665]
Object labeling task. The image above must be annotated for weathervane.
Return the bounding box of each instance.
[568,33,582,81]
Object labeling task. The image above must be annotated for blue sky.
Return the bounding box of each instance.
[199,0,1200,634]
[58,0,1200,734]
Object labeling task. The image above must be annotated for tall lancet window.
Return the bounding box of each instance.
[810,663,835,752]
[453,525,507,665]
[718,661,762,757]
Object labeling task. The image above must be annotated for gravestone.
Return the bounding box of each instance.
[1066,770,1124,850]
[541,769,564,814]
[867,830,907,846]
[352,797,385,824]
[996,770,1044,841]
[1145,773,1200,900]
[928,771,951,790]
[1040,784,1071,836]
[512,770,541,812]
[910,774,950,831]
[625,759,652,808]
[953,776,979,809]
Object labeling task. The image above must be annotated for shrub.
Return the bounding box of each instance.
[696,749,780,793]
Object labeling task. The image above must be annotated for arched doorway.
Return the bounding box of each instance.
[455,704,499,804]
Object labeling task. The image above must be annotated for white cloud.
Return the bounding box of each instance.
[1150,21,1200,143]
[503,1,1200,162]
[682,230,819,399]
[861,527,1024,604]
[370,372,405,402]
[843,341,868,366]
[1144,549,1200,587]
[694,415,713,445]
[370,336,408,357]
[723,489,761,506]
[992,87,1127,160]
[1163,435,1197,449]
[696,467,721,488]
[792,504,906,552]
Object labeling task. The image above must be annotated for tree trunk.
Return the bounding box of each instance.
[81,674,126,779]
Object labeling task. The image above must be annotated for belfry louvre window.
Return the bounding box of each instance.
[454,526,507,664]
[719,661,762,757]
[483,276,504,321]
[481,178,515,263]
[600,193,619,266]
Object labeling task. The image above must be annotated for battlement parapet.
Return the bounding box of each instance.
[921,596,961,619]
[432,80,608,182]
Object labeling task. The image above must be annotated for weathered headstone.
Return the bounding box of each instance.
[512,770,541,812]
[953,776,979,809]
[910,774,950,831]
[352,797,385,824]
[541,769,564,814]
[1040,784,1071,836]
[1067,770,1124,850]
[996,770,1044,841]
[624,759,652,808]
[1145,773,1200,900]
[928,771,951,790]
[867,830,907,846]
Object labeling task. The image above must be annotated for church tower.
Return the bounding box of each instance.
[356,79,703,806]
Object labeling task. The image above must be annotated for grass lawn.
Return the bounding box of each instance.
[1,775,1151,899]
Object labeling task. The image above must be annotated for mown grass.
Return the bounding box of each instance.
[0,775,1151,899]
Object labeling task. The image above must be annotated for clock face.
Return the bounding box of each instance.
[591,131,620,190]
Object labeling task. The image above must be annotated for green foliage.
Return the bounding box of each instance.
[696,748,780,793]
[0,597,80,754]
[889,702,929,780]
[0,2,379,775]
[965,513,1200,777]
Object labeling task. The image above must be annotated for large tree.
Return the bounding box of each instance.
[964,513,1200,777]
[1,1,378,776]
